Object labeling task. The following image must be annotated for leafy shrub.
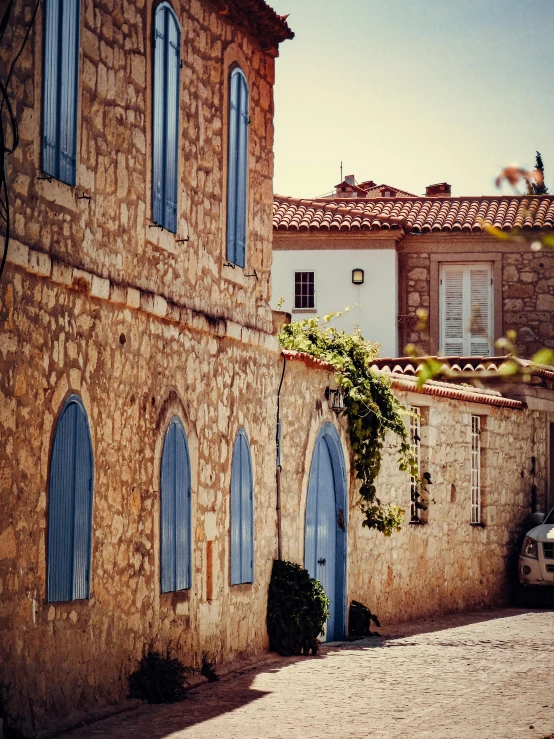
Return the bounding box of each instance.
[349,600,380,637]
[128,646,189,703]
[267,560,330,656]
[200,652,219,683]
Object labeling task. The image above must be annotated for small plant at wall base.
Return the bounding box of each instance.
[267,560,330,656]
[349,600,381,638]
[128,646,191,703]
[279,315,418,535]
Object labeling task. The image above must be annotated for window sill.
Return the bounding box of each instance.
[222,262,247,286]
[37,176,78,212]
[409,519,426,525]
[470,522,486,528]
[147,227,179,255]
[292,308,317,314]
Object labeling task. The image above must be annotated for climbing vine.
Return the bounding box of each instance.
[279,314,418,536]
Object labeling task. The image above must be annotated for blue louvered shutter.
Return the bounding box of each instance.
[235,73,249,268]
[160,418,191,593]
[174,422,191,590]
[239,433,254,583]
[47,395,94,602]
[152,4,180,233]
[230,433,242,585]
[230,430,253,584]
[226,68,249,266]
[42,0,81,185]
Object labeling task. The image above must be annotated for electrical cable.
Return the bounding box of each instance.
[0,0,40,283]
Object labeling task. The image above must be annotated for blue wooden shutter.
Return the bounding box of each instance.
[230,433,242,585]
[42,0,80,185]
[152,3,180,233]
[304,438,319,578]
[230,430,253,585]
[47,396,93,602]
[226,68,248,266]
[239,433,254,583]
[235,73,249,268]
[160,418,191,593]
[174,422,191,590]
[226,70,240,264]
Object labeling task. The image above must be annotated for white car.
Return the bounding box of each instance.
[518,509,554,600]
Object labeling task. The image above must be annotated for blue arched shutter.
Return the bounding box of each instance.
[152,3,181,233]
[230,430,253,584]
[47,395,94,602]
[42,0,81,185]
[160,418,191,593]
[226,68,249,267]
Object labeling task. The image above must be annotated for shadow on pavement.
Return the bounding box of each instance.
[61,656,317,738]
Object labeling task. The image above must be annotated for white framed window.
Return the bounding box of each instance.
[440,263,493,356]
[294,271,315,309]
[409,407,422,522]
[471,415,481,524]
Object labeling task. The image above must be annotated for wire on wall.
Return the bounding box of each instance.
[0,0,40,283]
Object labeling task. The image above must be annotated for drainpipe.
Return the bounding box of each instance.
[276,351,287,561]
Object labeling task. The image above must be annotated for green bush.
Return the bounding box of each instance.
[349,600,380,637]
[267,560,330,656]
[128,646,189,703]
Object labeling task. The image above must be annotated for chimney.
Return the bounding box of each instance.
[426,182,452,197]
[344,174,356,186]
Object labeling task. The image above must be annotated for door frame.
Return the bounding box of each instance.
[304,422,348,640]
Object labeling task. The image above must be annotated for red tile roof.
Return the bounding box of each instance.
[211,0,294,49]
[371,355,554,383]
[388,375,525,409]
[273,194,554,233]
[282,350,526,408]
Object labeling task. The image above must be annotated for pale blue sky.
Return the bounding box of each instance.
[269,0,554,198]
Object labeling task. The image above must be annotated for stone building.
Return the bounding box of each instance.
[1,2,554,737]
[272,178,554,358]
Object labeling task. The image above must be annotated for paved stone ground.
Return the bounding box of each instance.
[60,608,554,739]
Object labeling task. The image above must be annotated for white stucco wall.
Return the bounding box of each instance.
[271,249,398,357]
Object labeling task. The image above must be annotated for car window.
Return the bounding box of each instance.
[545,508,554,524]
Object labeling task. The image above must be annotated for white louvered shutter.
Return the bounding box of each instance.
[440,264,492,356]
[440,265,465,355]
[469,266,492,357]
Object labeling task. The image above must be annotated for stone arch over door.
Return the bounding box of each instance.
[304,423,347,641]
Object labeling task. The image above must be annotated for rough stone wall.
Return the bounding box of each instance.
[0,261,549,735]
[503,250,554,357]
[278,362,547,626]
[399,249,431,352]
[0,263,281,736]
[3,0,276,333]
[399,235,554,358]
[349,393,547,624]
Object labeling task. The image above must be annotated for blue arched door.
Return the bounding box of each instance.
[304,424,347,641]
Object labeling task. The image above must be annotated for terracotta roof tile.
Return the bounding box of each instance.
[273,194,554,233]
[283,350,526,408]
[388,375,525,409]
[371,355,554,383]
[210,0,294,49]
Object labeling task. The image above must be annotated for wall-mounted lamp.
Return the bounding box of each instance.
[352,268,364,285]
[325,386,344,413]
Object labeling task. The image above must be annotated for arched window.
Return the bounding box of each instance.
[47,395,94,602]
[42,0,81,185]
[226,67,249,267]
[152,2,181,233]
[160,417,192,593]
[230,429,254,584]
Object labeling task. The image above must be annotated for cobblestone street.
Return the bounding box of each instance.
[61,608,554,739]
